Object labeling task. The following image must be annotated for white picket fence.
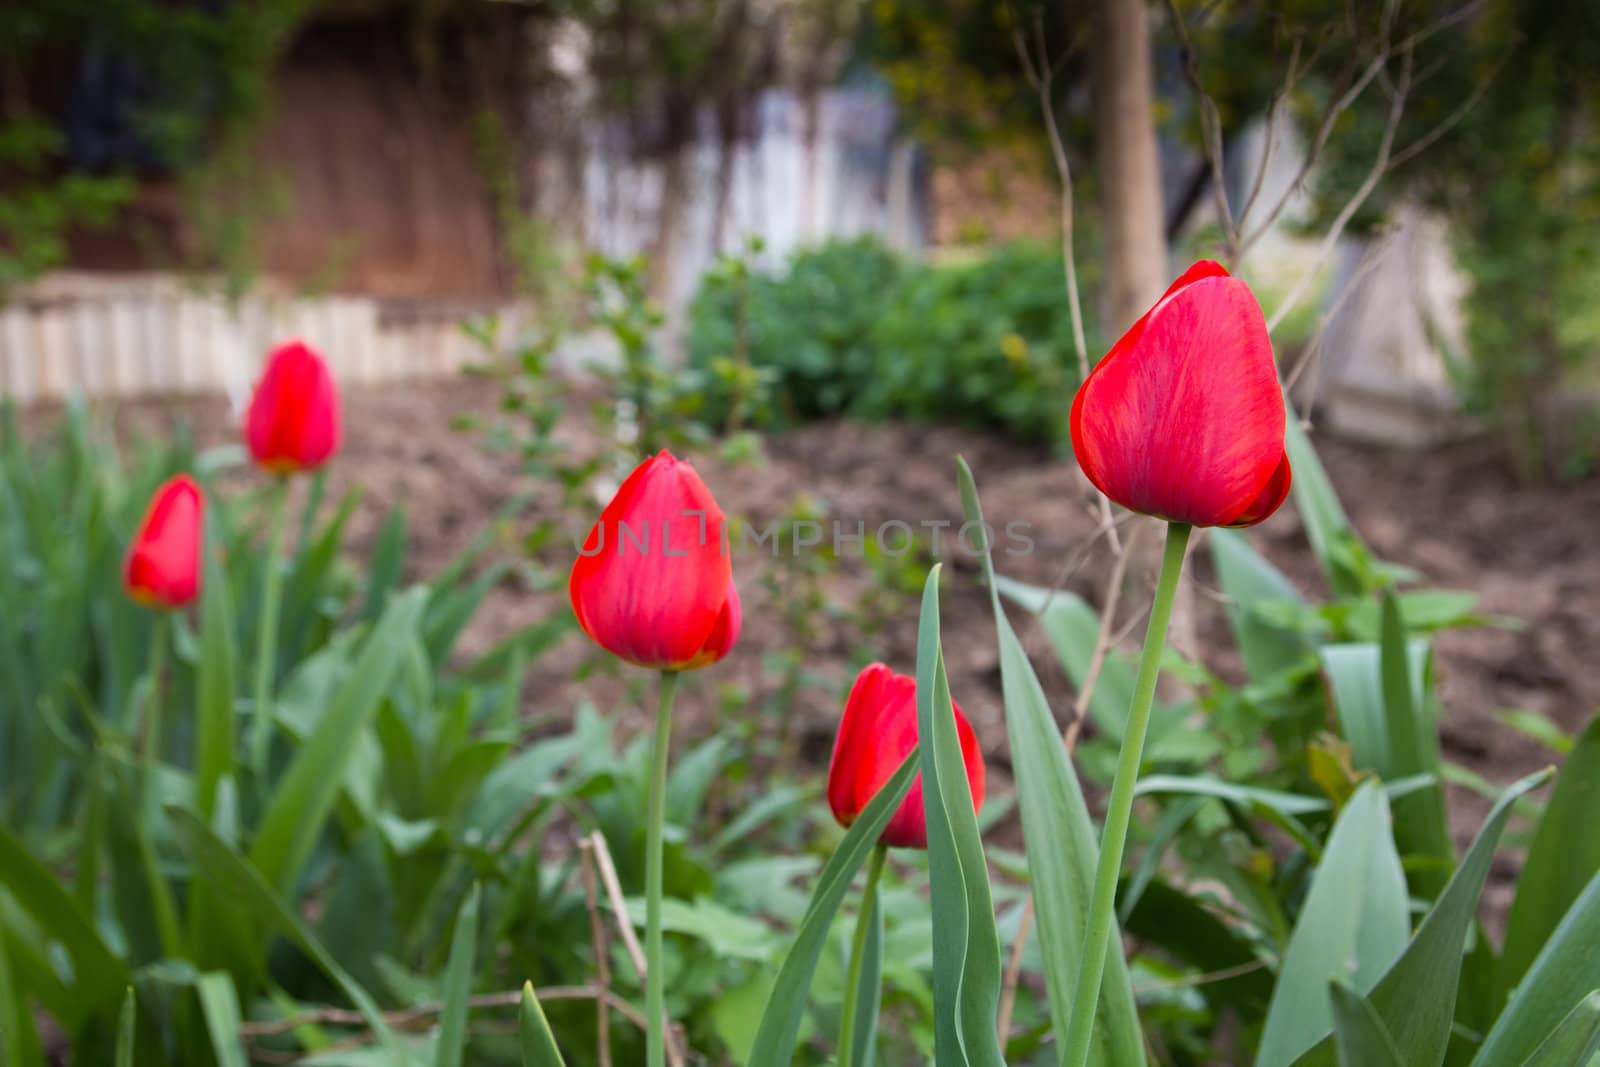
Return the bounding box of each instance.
[0,273,517,405]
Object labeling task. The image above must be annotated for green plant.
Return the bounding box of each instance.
[686,238,1100,447]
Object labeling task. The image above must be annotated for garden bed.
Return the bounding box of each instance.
[100,374,1600,912]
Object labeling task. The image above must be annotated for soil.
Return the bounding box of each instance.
[94,375,1600,920]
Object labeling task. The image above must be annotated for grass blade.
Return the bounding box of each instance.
[249,588,427,894]
[915,563,1005,1067]
[957,457,1146,1067]
[747,750,919,1066]
[169,807,412,1064]
[436,885,482,1067]
[520,982,568,1067]
[1256,782,1409,1067]
[1290,769,1553,1066]
[1500,714,1600,1001]
[1473,871,1600,1065]
[1328,981,1404,1067]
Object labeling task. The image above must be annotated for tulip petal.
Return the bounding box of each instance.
[569,452,734,670]
[245,340,341,473]
[1226,449,1293,528]
[1071,264,1286,528]
[124,475,204,609]
[826,663,985,851]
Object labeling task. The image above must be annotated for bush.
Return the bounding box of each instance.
[686,237,1097,447]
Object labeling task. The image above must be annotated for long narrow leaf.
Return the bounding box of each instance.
[195,971,250,1067]
[747,751,919,1066]
[195,514,237,822]
[0,822,129,1009]
[169,807,412,1064]
[1328,981,1404,1067]
[915,564,1005,1067]
[0,932,44,1067]
[436,885,481,1067]
[847,889,883,1067]
[520,982,567,1067]
[958,457,1146,1067]
[250,588,427,894]
[1499,714,1600,1000]
[116,986,136,1067]
[1290,770,1553,1067]
[1474,871,1600,1065]
[1256,783,1408,1067]
[1518,992,1600,1067]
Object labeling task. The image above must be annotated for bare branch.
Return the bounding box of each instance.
[1265,45,1413,335]
[1163,0,1238,252]
[996,899,1034,1040]
[580,838,615,1067]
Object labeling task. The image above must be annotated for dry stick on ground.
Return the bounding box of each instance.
[238,986,652,1063]
[580,836,615,1067]
[588,830,689,1067]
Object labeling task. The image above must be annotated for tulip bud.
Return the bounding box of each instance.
[1070,260,1292,528]
[244,340,341,474]
[123,474,204,609]
[569,451,741,671]
[827,662,985,850]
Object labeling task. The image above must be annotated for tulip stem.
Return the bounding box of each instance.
[141,618,168,816]
[249,477,291,782]
[645,669,681,1067]
[838,842,888,1067]
[1061,521,1191,1067]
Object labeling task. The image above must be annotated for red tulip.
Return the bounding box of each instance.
[124,475,204,609]
[1070,260,1292,528]
[827,663,986,850]
[569,451,741,671]
[244,340,341,473]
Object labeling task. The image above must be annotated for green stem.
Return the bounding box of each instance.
[838,842,888,1067]
[646,669,680,1067]
[139,617,182,956]
[249,478,291,779]
[141,620,168,823]
[1061,521,1191,1067]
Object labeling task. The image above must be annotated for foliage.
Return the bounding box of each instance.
[687,237,1097,448]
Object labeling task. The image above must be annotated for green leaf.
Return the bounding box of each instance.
[520,982,567,1067]
[1256,783,1409,1067]
[848,889,883,1067]
[1319,604,1453,897]
[957,458,1145,1067]
[116,986,135,1067]
[1284,403,1364,598]
[250,588,427,894]
[1474,871,1600,1065]
[1516,992,1600,1067]
[1210,527,1312,680]
[169,807,412,1065]
[1289,770,1553,1067]
[1328,981,1405,1067]
[436,884,481,1067]
[0,932,44,1067]
[195,971,250,1067]
[1500,715,1600,1001]
[915,564,1005,1067]
[0,821,129,1010]
[747,751,919,1066]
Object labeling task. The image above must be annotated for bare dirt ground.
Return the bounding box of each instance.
[100,376,1600,911]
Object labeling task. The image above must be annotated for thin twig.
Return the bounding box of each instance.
[1265,44,1412,335]
[1063,522,1144,751]
[1281,229,1397,399]
[589,831,688,1067]
[580,838,615,1067]
[238,985,651,1040]
[1012,14,1122,556]
[1163,0,1237,252]
[1133,958,1269,994]
[996,899,1034,1041]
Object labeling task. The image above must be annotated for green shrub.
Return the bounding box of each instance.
[687,237,1100,448]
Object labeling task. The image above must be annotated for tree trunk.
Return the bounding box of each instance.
[1087,0,1201,663]
[1089,0,1167,328]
